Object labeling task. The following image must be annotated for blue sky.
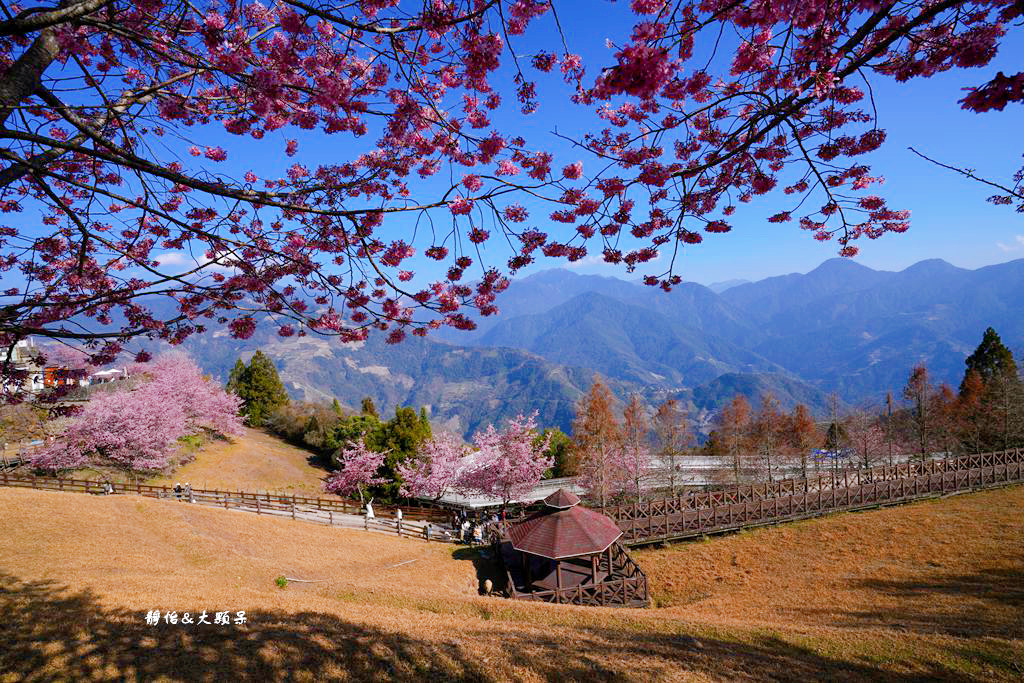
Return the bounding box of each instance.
[381,3,1024,287]
[503,3,1024,285]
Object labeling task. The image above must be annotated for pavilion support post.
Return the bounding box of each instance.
[591,555,598,584]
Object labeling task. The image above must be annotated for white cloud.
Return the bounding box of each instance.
[996,235,1024,252]
[153,251,237,275]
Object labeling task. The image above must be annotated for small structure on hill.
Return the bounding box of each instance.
[497,489,649,607]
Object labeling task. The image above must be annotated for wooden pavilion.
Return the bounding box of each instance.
[498,489,649,607]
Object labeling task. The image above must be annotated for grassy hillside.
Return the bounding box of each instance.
[150,427,329,494]
[1,485,1022,681]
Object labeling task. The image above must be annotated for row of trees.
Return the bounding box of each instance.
[703,327,1024,485]
[331,413,553,512]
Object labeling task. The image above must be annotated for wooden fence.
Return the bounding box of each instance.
[505,542,650,608]
[607,449,1024,522]
[0,473,456,538]
[611,450,1024,546]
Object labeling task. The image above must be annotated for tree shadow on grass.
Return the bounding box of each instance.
[0,571,1001,681]
[451,546,508,596]
[802,568,1024,639]
[0,572,489,682]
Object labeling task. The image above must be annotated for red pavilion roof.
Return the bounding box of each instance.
[509,489,622,560]
[543,488,580,509]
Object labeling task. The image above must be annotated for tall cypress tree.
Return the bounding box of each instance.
[227,351,289,426]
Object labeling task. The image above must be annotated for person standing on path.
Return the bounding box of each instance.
[364,498,375,530]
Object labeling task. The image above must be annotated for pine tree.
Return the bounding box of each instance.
[332,398,344,416]
[959,327,1023,451]
[960,327,1019,393]
[227,351,289,427]
[360,396,379,418]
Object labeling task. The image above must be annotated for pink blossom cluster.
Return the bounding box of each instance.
[31,353,242,475]
[0,0,1019,361]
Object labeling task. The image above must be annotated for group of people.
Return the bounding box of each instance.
[173,482,193,502]
[451,509,499,546]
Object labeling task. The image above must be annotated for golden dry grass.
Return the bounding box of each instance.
[149,427,328,494]
[1,485,1022,681]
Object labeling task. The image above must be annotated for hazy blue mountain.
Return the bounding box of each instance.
[741,258,1024,399]
[720,258,896,324]
[478,291,781,387]
[707,278,750,293]
[439,268,758,346]
[182,323,640,438]
[159,256,1024,437]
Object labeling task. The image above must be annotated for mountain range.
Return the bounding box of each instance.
[181,257,1024,439]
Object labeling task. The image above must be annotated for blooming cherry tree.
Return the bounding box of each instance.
[398,431,470,501]
[461,413,552,511]
[324,437,388,504]
[30,352,241,477]
[1,0,1020,391]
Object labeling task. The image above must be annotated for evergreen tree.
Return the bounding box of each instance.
[227,351,289,427]
[365,406,432,501]
[536,427,574,478]
[958,327,1023,451]
[332,398,344,416]
[360,396,379,418]
[960,327,1019,393]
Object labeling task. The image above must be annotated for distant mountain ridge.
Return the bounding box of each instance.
[177,257,1023,439]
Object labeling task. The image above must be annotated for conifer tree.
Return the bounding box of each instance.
[752,393,784,482]
[903,364,936,461]
[361,397,380,419]
[787,404,819,479]
[958,327,1023,451]
[227,351,289,427]
[960,327,1019,393]
[716,395,752,485]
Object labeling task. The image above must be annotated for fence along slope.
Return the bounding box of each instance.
[607,449,1024,521]
[0,473,454,535]
[612,449,1024,546]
